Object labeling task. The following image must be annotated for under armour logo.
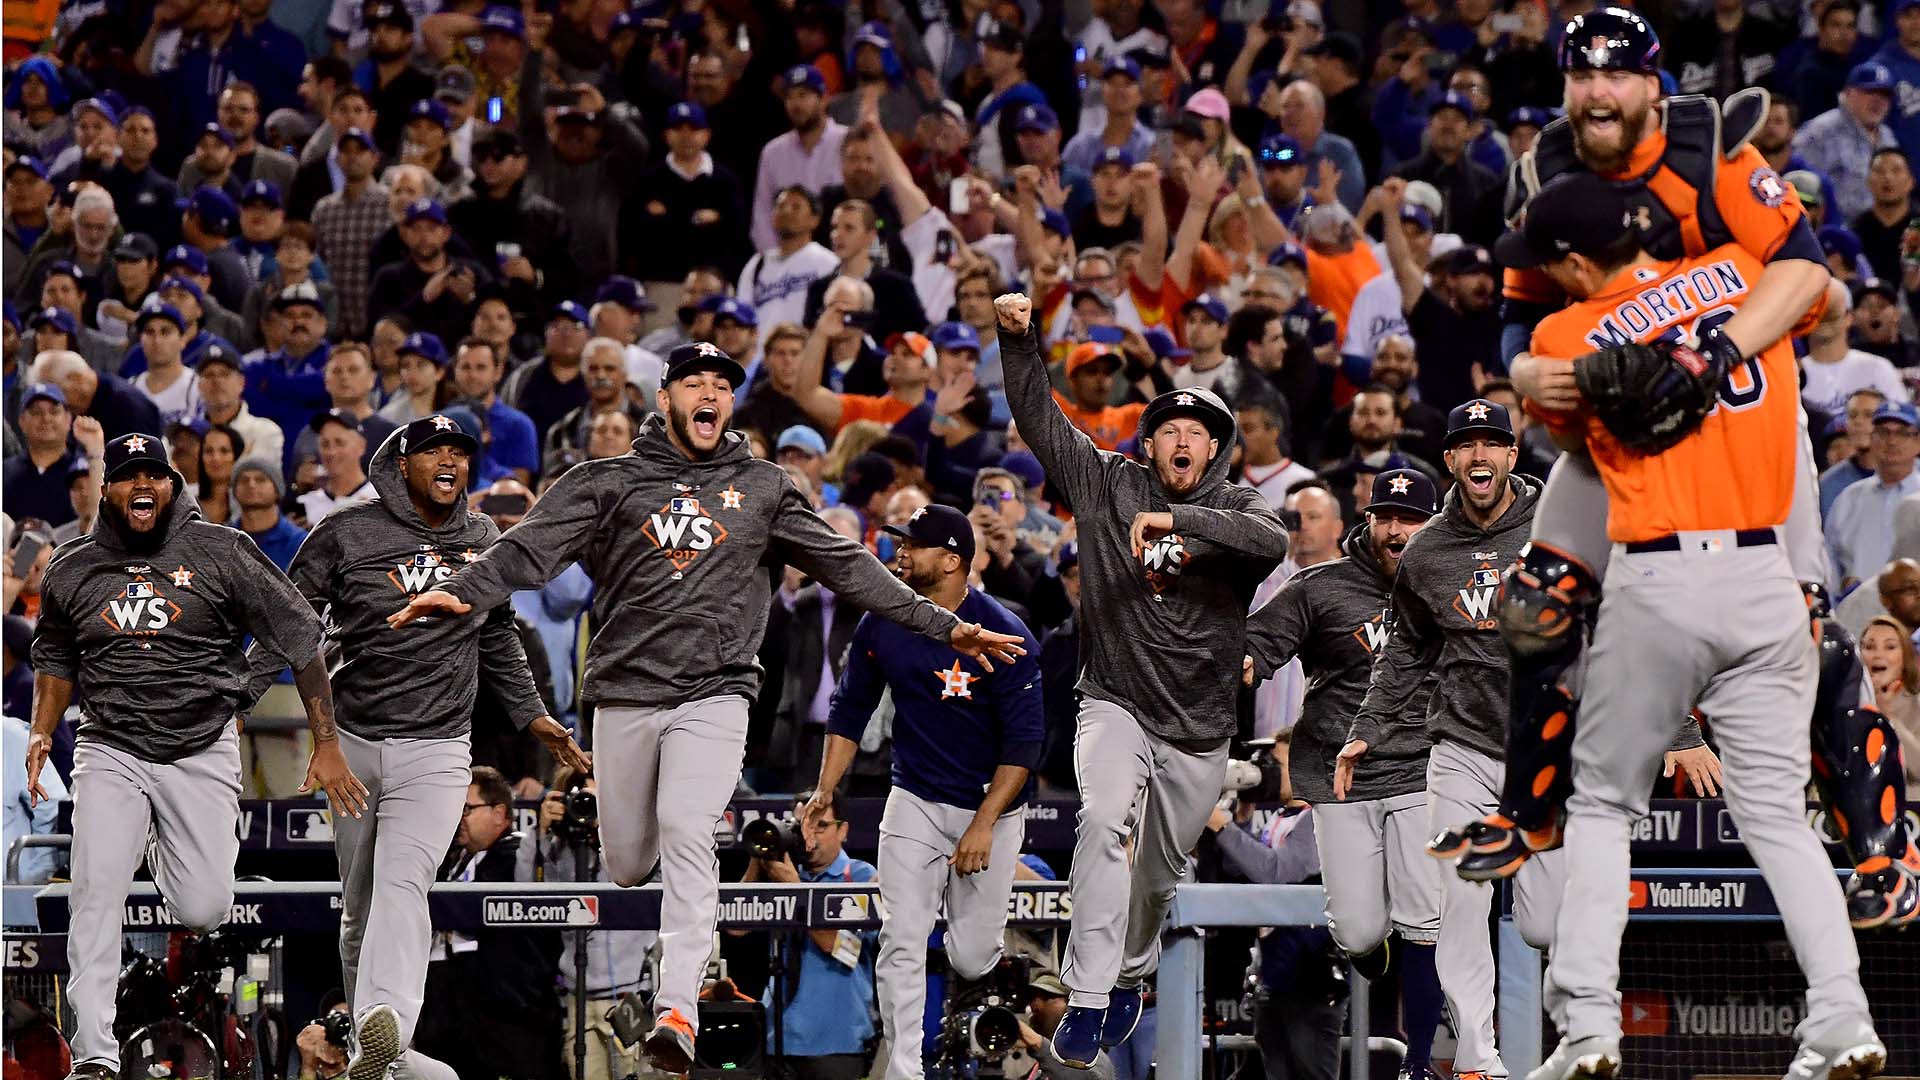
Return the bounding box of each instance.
[1466,402,1490,421]
[1388,476,1412,495]
[125,435,150,453]
[431,415,455,430]
[1175,393,1195,406]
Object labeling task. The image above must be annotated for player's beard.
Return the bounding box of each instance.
[1572,96,1651,175]
[667,400,727,460]
[899,559,944,595]
[104,491,172,556]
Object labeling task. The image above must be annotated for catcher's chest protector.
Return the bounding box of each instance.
[1517,90,1769,261]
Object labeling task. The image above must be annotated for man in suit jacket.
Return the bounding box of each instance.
[178,84,298,197]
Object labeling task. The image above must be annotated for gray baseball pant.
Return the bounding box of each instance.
[595,695,750,1028]
[1427,740,1565,1078]
[1544,539,1870,1044]
[334,728,470,1080]
[67,722,242,1066]
[876,787,1026,1080]
[1311,792,1442,953]
[1062,699,1229,1009]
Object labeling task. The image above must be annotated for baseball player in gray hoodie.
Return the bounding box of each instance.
[250,414,591,1080]
[1348,402,1565,1080]
[1243,468,1448,1077]
[388,341,1024,1075]
[26,432,341,1079]
[991,294,1290,1070]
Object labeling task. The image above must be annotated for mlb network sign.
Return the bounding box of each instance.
[483,895,601,926]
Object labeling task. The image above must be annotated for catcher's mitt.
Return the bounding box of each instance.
[1573,336,1731,454]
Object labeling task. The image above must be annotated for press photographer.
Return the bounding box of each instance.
[739,789,877,1080]
[535,765,656,1080]
[1009,974,1115,1080]
[292,991,352,1080]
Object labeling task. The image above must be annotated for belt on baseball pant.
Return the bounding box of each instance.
[1623,528,1776,555]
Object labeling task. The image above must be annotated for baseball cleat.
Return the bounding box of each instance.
[1454,816,1565,882]
[1049,1004,1103,1069]
[347,1004,402,1080]
[1100,987,1143,1047]
[1784,1018,1885,1080]
[1526,1035,1621,1080]
[645,1009,698,1076]
[63,1065,117,1080]
[1844,849,1920,929]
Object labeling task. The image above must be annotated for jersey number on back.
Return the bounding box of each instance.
[1656,306,1763,412]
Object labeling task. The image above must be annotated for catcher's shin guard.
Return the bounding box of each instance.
[1434,544,1597,880]
[1807,605,1920,929]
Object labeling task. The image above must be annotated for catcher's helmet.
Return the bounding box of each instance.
[1558,7,1661,73]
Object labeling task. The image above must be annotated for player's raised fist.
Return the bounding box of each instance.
[994,293,1032,334]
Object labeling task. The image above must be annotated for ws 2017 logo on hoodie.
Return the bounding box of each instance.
[387,549,479,595]
[1141,535,1188,597]
[644,494,733,578]
[1453,565,1502,628]
[101,574,185,635]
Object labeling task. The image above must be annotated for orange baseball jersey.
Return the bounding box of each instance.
[1505,130,1827,327]
[1305,243,1381,343]
[835,393,919,433]
[1530,244,1805,542]
[1052,391,1145,451]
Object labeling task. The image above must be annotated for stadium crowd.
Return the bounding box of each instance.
[8,0,1920,1076]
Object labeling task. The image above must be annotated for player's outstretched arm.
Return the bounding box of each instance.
[1168,484,1291,561]
[993,294,1105,511]
[770,474,967,640]
[412,463,608,624]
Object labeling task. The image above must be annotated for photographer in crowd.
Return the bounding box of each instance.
[535,765,656,1080]
[291,990,353,1080]
[740,788,878,1080]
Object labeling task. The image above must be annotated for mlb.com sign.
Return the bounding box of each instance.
[483,895,600,926]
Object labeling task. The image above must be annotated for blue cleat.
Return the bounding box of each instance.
[1100,987,1143,1048]
[1049,1004,1104,1070]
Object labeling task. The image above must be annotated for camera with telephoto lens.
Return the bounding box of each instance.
[938,955,1032,1071]
[742,816,807,863]
[1222,739,1285,802]
[552,776,599,847]
[318,1010,353,1048]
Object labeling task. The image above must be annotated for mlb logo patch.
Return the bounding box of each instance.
[669,497,702,515]
[1472,569,1500,587]
[412,553,438,567]
[126,581,154,599]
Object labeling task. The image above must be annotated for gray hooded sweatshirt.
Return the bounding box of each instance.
[1247,523,1434,804]
[33,469,323,763]
[1351,475,1540,761]
[247,430,549,740]
[1000,325,1289,744]
[436,413,961,709]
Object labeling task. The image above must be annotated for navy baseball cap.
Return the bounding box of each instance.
[1557,6,1661,73]
[1182,292,1230,324]
[240,179,283,208]
[404,198,448,226]
[930,321,980,352]
[270,281,326,312]
[784,64,827,94]
[1092,145,1134,171]
[157,276,208,307]
[981,20,1024,50]
[398,330,449,366]
[667,101,709,129]
[1040,207,1071,238]
[132,302,185,334]
[1495,172,1632,269]
[1445,398,1516,447]
[776,425,827,456]
[1439,243,1497,277]
[104,432,172,482]
[163,243,210,276]
[1303,30,1363,68]
[1873,401,1920,429]
[1015,103,1060,134]
[595,276,655,312]
[22,381,66,409]
[408,98,452,130]
[1362,467,1438,517]
[1400,204,1434,233]
[1430,89,1477,122]
[1257,133,1304,168]
[182,187,238,235]
[1143,327,1191,362]
[1848,61,1895,93]
[310,407,367,436]
[550,300,591,326]
[1103,55,1141,80]
[196,120,234,148]
[43,259,81,284]
[711,297,757,327]
[663,340,746,389]
[882,503,976,565]
[1507,106,1555,130]
[399,412,480,456]
[196,342,243,373]
[29,306,78,336]
[5,156,47,181]
[337,126,376,150]
[365,0,414,30]
[1855,276,1899,304]
[1268,241,1308,270]
[480,4,524,37]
